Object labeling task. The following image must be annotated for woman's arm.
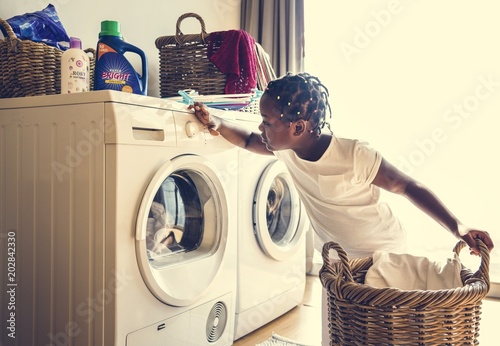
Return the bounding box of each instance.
[188,102,273,156]
[372,158,494,254]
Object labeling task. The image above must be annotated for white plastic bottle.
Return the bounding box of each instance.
[60,37,90,93]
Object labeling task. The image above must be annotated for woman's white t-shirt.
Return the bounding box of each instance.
[274,136,407,259]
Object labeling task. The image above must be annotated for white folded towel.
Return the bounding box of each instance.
[364,251,463,290]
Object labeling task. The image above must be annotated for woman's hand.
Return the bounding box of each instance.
[188,102,220,136]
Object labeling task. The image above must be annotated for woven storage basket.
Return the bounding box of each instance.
[320,239,490,346]
[0,18,95,98]
[155,12,227,98]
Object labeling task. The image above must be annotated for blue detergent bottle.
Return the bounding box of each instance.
[94,20,148,95]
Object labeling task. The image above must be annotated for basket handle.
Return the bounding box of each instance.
[175,12,208,46]
[453,238,490,289]
[321,241,354,283]
[84,48,95,59]
[0,18,16,40]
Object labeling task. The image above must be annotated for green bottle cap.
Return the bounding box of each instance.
[99,20,122,38]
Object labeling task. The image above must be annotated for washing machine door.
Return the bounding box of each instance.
[136,155,228,307]
[253,160,306,261]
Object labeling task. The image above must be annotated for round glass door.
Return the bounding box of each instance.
[253,160,306,261]
[145,173,203,262]
[136,155,228,307]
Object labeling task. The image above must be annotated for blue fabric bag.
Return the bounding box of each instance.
[0,4,70,50]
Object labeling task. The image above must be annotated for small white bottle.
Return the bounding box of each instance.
[60,37,90,93]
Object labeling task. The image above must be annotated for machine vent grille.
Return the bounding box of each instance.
[206,301,227,343]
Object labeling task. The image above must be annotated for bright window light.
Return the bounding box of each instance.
[304,0,499,282]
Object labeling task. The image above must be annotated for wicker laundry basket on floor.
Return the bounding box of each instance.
[320,239,490,346]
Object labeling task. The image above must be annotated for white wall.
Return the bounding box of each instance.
[305,0,500,275]
[0,0,242,97]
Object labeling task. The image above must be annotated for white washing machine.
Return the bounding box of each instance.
[0,91,238,346]
[229,113,308,340]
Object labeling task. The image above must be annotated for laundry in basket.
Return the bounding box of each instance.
[364,250,463,290]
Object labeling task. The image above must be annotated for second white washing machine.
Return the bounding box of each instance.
[230,113,309,340]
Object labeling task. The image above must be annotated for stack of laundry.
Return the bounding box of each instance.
[174,89,262,111]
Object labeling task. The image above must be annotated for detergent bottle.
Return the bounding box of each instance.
[94,20,148,95]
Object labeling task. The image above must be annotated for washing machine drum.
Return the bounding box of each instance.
[148,173,203,254]
[136,155,229,307]
[253,160,306,261]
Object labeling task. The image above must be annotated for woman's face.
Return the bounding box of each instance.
[258,94,295,151]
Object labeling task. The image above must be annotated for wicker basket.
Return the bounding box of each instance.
[155,13,227,98]
[0,18,95,98]
[320,239,490,346]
